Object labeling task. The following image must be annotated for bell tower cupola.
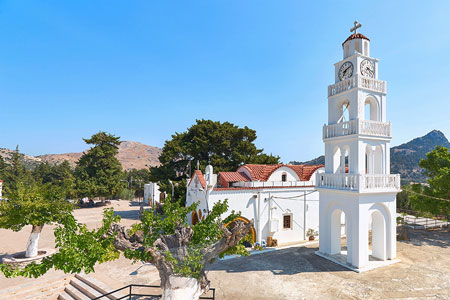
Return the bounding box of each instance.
[343,21,370,59]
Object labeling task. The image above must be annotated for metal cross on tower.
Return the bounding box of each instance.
[350,21,362,34]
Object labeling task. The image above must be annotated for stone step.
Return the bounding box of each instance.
[57,291,74,300]
[56,274,128,300]
[69,277,103,298]
[74,274,124,300]
[0,276,71,300]
[64,285,91,300]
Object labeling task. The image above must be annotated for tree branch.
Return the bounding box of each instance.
[200,220,254,265]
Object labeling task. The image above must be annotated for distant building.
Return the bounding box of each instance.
[144,182,162,206]
[186,164,324,247]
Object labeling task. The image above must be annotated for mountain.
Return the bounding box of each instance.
[291,130,450,184]
[0,141,162,170]
[391,130,450,183]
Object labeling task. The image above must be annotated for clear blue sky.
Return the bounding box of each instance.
[1,1,449,163]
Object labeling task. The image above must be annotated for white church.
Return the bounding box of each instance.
[183,22,401,271]
[186,164,324,247]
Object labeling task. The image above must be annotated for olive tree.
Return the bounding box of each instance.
[1,198,253,300]
[0,183,73,258]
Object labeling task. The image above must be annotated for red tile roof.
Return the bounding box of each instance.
[342,33,370,47]
[214,185,315,191]
[219,172,251,183]
[188,170,206,189]
[238,164,323,182]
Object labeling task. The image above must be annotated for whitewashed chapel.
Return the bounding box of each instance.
[185,22,400,270]
[186,164,324,246]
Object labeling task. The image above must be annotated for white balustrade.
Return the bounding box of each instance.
[328,75,386,97]
[232,180,313,188]
[316,173,400,192]
[323,119,391,139]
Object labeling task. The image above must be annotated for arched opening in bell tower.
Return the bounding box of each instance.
[343,146,350,173]
[374,145,383,174]
[330,209,349,257]
[365,144,376,174]
[333,147,342,173]
[364,97,379,121]
[338,100,350,123]
[369,209,387,261]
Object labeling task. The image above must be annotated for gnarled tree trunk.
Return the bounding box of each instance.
[25,225,44,258]
[110,220,253,300]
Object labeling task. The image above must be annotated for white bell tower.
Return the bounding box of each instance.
[316,22,401,270]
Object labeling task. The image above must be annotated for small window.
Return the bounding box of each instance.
[281,173,287,182]
[283,215,292,229]
[355,40,360,53]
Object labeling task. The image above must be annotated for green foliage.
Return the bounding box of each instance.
[0,182,73,231]
[419,146,450,200]
[1,195,251,281]
[2,146,34,196]
[33,161,75,199]
[401,146,450,216]
[75,132,124,198]
[396,189,412,210]
[126,197,251,280]
[150,119,280,202]
[0,209,120,278]
[121,168,151,198]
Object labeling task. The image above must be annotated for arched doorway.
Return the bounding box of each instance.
[369,209,387,260]
[191,211,199,225]
[330,209,347,255]
[226,216,256,247]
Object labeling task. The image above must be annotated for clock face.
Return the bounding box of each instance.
[360,59,374,78]
[339,61,353,81]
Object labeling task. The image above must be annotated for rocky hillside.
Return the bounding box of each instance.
[291,130,450,184]
[391,130,450,183]
[1,141,162,170]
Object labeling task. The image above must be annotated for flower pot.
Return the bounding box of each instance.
[309,236,315,241]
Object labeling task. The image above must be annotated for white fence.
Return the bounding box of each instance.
[323,119,391,139]
[316,173,401,192]
[328,75,387,97]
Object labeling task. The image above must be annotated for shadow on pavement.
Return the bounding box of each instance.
[207,246,348,275]
[399,227,450,248]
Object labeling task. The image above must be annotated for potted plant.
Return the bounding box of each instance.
[307,228,318,241]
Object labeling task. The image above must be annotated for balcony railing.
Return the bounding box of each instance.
[316,173,401,192]
[328,76,387,97]
[323,119,391,139]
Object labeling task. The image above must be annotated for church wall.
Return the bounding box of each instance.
[207,187,320,246]
[186,185,208,225]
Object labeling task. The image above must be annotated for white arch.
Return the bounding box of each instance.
[368,203,391,261]
[343,145,350,174]
[364,96,379,121]
[365,144,373,174]
[325,202,353,264]
[333,146,342,173]
[337,98,350,123]
[374,145,383,174]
